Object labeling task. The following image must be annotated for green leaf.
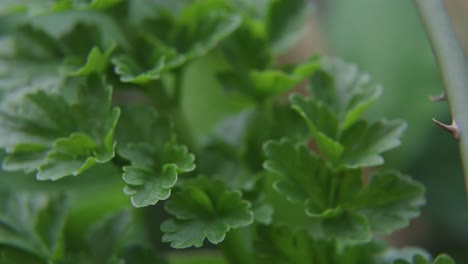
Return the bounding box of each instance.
[0,247,44,264]
[161,177,253,248]
[339,119,407,168]
[85,209,133,262]
[266,0,312,54]
[117,108,195,207]
[380,248,431,264]
[112,10,241,84]
[112,53,184,84]
[434,255,456,264]
[0,76,120,180]
[290,94,343,162]
[36,133,97,181]
[351,171,425,234]
[0,58,63,103]
[255,226,383,264]
[0,190,68,261]
[308,57,383,130]
[28,11,129,51]
[250,58,320,96]
[89,0,124,9]
[263,138,328,204]
[263,138,424,240]
[290,92,405,167]
[63,45,116,76]
[255,226,316,264]
[320,210,371,242]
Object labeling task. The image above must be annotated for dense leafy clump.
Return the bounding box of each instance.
[0,1,454,264]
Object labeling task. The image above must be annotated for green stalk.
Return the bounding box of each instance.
[414,0,468,194]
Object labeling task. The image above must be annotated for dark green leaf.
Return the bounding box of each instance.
[290,94,343,161]
[434,255,456,264]
[339,119,407,168]
[117,107,195,207]
[112,10,241,84]
[320,210,370,242]
[266,0,312,54]
[0,76,120,180]
[351,171,425,234]
[85,209,133,262]
[161,177,253,248]
[263,138,328,204]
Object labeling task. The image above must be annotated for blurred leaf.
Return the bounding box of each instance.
[161,177,253,248]
[0,58,63,102]
[320,210,371,242]
[0,190,68,261]
[120,246,165,264]
[266,0,311,54]
[28,10,129,51]
[308,57,382,130]
[63,45,116,76]
[85,209,133,262]
[112,53,184,84]
[250,58,320,96]
[0,247,45,264]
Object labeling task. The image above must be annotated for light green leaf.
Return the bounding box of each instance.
[64,45,116,76]
[250,58,320,96]
[161,177,253,248]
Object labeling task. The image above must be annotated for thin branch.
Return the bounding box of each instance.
[415,0,468,195]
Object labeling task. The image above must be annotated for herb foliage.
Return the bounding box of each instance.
[0,1,455,263]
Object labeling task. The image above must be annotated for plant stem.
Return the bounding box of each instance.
[414,0,468,194]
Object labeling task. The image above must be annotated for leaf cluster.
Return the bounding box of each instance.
[0,0,455,263]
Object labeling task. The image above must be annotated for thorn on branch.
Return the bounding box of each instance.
[432,118,460,141]
[429,90,447,101]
